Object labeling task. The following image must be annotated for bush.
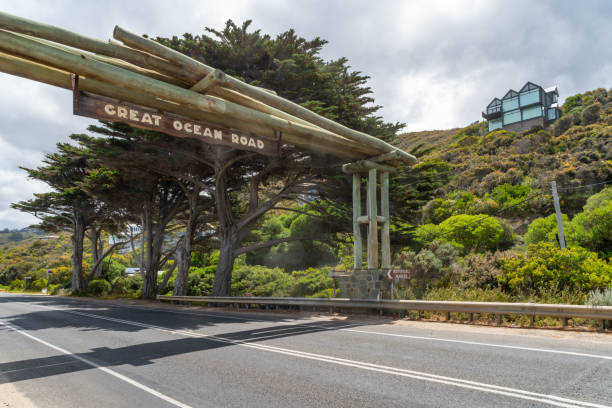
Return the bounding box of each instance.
[498,243,612,295]
[587,286,612,306]
[454,251,514,290]
[111,275,143,296]
[32,278,47,291]
[416,214,505,253]
[48,284,62,295]
[9,279,24,291]
[88,279,111,296]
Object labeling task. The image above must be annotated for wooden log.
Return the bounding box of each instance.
[367,168,378,269]
[342,160,397,174]
[0,31,379,158]
[15,32,189,87]
[0,11,193,83]
[352,173,362,270]
[0,52,365,160]
[190,69,222,93]
[357,215,386,224]
[380,171,390,269]
[113,25,417,165]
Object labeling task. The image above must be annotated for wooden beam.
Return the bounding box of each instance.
[0,52,365,160]
[0,30,379,158]
[190,69,222,93]
[367,168,378,269]
[381,171,391,269]
[357,216,386,224]
[342,160,397,174]
[112,24,417,165]
[352,173,362,270]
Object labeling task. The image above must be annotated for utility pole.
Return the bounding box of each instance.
[551,181,566,250]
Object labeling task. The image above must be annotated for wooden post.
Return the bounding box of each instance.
[552,181,566,250]
[380,171,390,269]
[367,168,378,269]
[353,173,362,270]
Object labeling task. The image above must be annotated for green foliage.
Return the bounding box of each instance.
[453,251,515,290]
[498,243,612,295]
[88,279,111,296]
[394,241,458,297]
[32,278,47,291]
[9,279,24,291]
[587,286,612,306]
[111,275,143,296]
[48,284,62,295]
[416,214,506,253]
[525,214,568,245]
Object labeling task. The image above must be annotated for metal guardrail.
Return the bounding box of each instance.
[157,295,612,329]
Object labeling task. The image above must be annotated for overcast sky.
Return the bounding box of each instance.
[1,0,611,229]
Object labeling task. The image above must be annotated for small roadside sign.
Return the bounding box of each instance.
[386,269,411,280]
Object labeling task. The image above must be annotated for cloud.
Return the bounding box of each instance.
[0,0,611,228]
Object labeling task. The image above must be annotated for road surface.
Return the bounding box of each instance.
[0,293,610,407]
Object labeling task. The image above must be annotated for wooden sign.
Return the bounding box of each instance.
[386,269,411,280]
[73,89,279,156]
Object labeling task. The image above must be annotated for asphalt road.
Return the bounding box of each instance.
[0,293,610,408]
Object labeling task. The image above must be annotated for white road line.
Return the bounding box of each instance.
[4,295,611,361]
[0,319,192,408]
[15,305,610,408]
[341,329,612,361]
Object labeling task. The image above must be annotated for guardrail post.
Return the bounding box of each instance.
[446,312,451,321]
[562,317,568,328]
[497,314,503,326]
[601,320,606,331]
[468,313,474,323]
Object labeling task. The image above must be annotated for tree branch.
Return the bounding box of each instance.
[233,235,331,256]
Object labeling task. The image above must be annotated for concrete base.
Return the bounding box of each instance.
[337,269,392,299]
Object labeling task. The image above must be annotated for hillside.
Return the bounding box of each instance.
[391,88,612,230]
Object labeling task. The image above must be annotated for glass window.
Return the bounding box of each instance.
[522,105,542,120]
[547,108,557,120]
[487,105,501,114]
[519,89,540,106]
[503,110,521,124]
[503,97,518,112]
[488,118,502,131]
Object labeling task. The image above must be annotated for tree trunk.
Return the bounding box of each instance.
[89,227,102,280]
[141,202,157,299]
[173,244,189,295]
[212,229,237,296]
[71,214,85,293]
[173,192,198,296]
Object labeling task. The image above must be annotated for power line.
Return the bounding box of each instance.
[556,180,612,191]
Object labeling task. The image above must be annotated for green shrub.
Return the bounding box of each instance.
[48,284,62,295]
[498,243,612,295]
[416,214,505,253]
[111,275,143,296]
[32,278,47,291]
[453,251,515,290]
[9,279,24,291]
[88,279,111,296]
[587,286,612,306]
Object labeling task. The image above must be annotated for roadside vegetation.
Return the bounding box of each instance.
[1,20,610,319]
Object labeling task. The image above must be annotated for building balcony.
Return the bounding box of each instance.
[482,109,502,120]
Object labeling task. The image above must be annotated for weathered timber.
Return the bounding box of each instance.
[0,31,381,158]
[15,32,189,87]
[0,11,194,83]
[380,171,390,269]
[0,53,366,160]
[190,69,222,93]
[112,25,417,165]
[357,215,386,224]
[74,90,278,155]
[352,173,362,270]
[342,160,397,174]
[367,168,378,269]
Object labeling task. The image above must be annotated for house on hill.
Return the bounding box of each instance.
[482,81,561,133]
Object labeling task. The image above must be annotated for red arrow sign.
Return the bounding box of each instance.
[386,269,412,280]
